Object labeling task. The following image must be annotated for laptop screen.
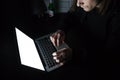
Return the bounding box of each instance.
[15,27,45,71]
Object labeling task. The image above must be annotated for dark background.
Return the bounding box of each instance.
[1,0,120,80]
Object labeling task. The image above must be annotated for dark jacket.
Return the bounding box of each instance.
[61,1,120,65]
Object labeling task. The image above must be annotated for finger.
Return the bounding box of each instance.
[57,30,65,43]
[53,57,60,63]
[53,56,60,63]
[50,33,57,46]
[57,48,67,53]
[52,51,64,63]
[57,34,64,47]
[53,56,57,60]
[53,33,58,46]
[52,52,57,56]
[57,33,60,46]
[50,36,52,41]
[52,52,66,63]
[54,52,65,62]
[50,36,55,46]
[54,57,66,64]
[56,59,60,63]
[55,57,66,64]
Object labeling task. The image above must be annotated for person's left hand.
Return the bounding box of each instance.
[52,48,72,65]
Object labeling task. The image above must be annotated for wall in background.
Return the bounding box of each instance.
[44,0,73,13]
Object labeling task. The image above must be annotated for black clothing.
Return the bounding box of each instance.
[61,2,120,65]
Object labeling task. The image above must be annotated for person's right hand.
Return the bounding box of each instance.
[50,30,72,65]
[50,30,65,47]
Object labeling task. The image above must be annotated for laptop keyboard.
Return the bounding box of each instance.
[36,36,59,69]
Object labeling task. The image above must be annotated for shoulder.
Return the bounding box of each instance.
[108,7,120,33]
[107,3,120,24]
[108,0,120,19]
[110,9,120,24]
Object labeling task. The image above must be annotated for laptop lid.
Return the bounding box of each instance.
[15,27,45,71]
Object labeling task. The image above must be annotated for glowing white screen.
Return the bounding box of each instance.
[15,28,45,71]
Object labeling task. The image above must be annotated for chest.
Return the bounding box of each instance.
[85,12,108,40]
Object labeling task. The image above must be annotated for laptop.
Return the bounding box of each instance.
[15,27,69,72]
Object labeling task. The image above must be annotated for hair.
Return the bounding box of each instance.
[69,0,77,12]
[97,0,112,15]
[69,0,116,15]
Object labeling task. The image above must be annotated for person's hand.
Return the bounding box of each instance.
[52,48,72,65]
[50,30,65,46]
[50,30,72,65]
